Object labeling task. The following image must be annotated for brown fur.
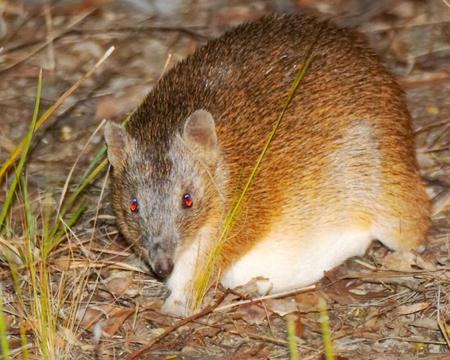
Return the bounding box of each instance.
[105,14,430,281]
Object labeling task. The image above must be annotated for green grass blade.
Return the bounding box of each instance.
[0,290,11,360]
[20,176,35,242]
[287,314,300,360]
[41,193,55,245]
[0,69,42,231]
[192,51,315,310]
[319,297,335,360]
[38,262,50,360]
[79,144,107,182]
[64,159,108,215]
[48,157,106,245]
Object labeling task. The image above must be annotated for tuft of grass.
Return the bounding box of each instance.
[191,51,315,311]
[319,297,335,360]
[0,48,115,359]
[0,71,62,359]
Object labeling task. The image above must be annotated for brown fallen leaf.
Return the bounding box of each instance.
[101,307,135,336]
[379,250,418,271]
[78,306,104,330]
[191,326,222,342]
[77,304,134,336]
[266,298,297,316]
[236,304,267,325]
[104,271,135,296]
[295,292,320,311]
[409,318,440,331]
[396,302,430,316]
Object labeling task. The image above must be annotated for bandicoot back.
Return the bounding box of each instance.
[104,14,430,315]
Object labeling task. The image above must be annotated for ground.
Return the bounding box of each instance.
[0,0,449,359]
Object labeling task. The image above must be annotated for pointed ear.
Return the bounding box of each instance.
[104,121,131,168]
[183,110,217,155]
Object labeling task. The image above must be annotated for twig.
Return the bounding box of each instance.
[399,72,450,89]
[67,25,211,41]
[127,291,228,360]
[337,269,449,280]
[379,336,448,345]
[214,285,316,312]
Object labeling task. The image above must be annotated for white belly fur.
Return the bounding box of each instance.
[221,226,372,292]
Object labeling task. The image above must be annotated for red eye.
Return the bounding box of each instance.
[130,196,138,212]
[182,193,193,208]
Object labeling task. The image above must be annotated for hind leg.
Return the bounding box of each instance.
[373,214,429,253]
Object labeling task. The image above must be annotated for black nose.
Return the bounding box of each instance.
[153,259,174,280]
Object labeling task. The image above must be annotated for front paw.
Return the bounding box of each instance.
[162,294,190,317]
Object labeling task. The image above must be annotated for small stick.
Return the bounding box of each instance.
[214,285,316,312]
[127,291,228,360]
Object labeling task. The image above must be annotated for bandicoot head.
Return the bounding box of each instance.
[104,110,225,279]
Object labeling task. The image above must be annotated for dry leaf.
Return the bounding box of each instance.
[409,318,439,330]
[396,302,430,316]
[78,306,104,330]
[101,307,135,336]
[236,304,267,325]
[266,298,297,316]
[77,304,134,336]
[379,251,418,271]
[296,292,320,310]
[104,272,135,296]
